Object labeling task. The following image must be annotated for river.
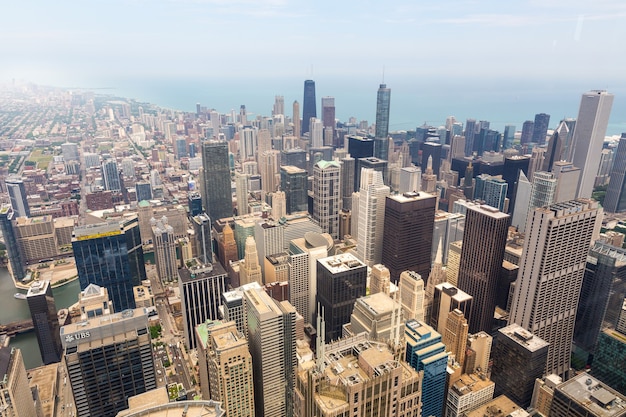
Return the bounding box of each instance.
[0,267,81,369]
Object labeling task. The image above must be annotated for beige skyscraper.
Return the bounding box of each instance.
[509,199,601,377]
[196,320,254,417]
[424,249,447,323]
[443,308,469,367]
[370,263,391,296]
[259,150,281,196]
[240,236,263,286]
[343,292,403,342]
[399,270,425,322]
[356,168,390,266]
[446,241,462,286]
[235,171,250,215]
[0,348,37,417]
[466,331,493,375]
[271,190,286,220]
[151,217,178,283]
[313,160,341,239]
[292,100,300,139]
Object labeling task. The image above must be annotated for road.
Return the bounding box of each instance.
[55,360,75,417]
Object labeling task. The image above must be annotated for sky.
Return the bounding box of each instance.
[2,0,626,130]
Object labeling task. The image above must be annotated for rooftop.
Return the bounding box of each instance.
[498,323,549,352]
[318,253,365,274]
[557,373,626,416]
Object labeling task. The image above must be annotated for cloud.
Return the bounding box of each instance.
[434,12,626,27]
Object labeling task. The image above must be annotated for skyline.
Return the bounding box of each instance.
[2,1,626,134]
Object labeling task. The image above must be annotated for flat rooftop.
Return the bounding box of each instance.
[498,323,549,352]
[318,253,365,274]
[557,373,626,416]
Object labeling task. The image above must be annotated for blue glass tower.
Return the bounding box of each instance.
[405,319,448,417]
[0,205,26,281]
[301,80,317,136]
[72,216,146,312]
[374,83,391,160]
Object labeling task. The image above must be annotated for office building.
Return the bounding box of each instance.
[101,159,122,191]
[73,216,146,313]
[301,80,316,136]
[520,120,534,145]
[381,192,436,283]
[191,213,213,265]
[532,113,550,145]
[5,178,30,218]
[604,134,626,213]
[399,166,421,194]
[370,263,391,296]
[0,206,26,281]
[244,288,296,417]
[356,168,390,266]
[134,181,152,202]
[220,282,263,337]
[358,157,388,189]
[457,203,509,333]
[347,135,375,191]
[202,141,233,223]
[343,292,403,341]
[549,373,626,417]
[340,155,356,209]
[27,280,62,365]
[509,199,600,378]
[491,324,549,409]
[529,171,557,210]
[465,395,528,417]
[316,253,367,341]
[61,141,79,161]
[151,217,178,283]
[443,308,469,368]
[466,332,492,375]
[61,308,156,417]
[295,334,422,417]
[259,150,281,195]
[280,166,308,214]
[313,160,341,239]
[374,83,391,160]
[592,329,626,396]
[475,175,508,212]
[574,242,626,360]
[179,262,229,350]
[235,171,249,215]
[188,191,203,217]
[430,283,473,337]
[405,320,449,417]
[321,96,335,145]
[464,119,477,157]
[445,373,495,417]
[531,374,562,416]
[571,90,614,199]
[421,142,442,178]
[292,100,300,138]
[240,236,262,286]
[196,320,254,417]
[0,348,37,417]
[399,270,425,322]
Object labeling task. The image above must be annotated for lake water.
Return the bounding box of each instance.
[0,268,81,369]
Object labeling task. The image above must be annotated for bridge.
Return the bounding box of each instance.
[0,319,34,336]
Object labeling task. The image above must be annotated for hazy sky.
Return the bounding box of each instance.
[2,0,625,85]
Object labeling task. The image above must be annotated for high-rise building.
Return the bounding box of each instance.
[491,324,549,409]
[503,125,516,149]
[151,217,178,283]
[549,373,626,417]
[370,263,391,296]
[571,90,614,199]
[292,100,300,139]
[374,83,391,161]
[356,168,390,266]
[381,192,436,283]
[313,160,341,239]
[457,203,509,334]
[443,309,469,367]
[281,148,306,170]
[430,283,473,337]
[101,159,122,191]
[445,373,495,417]
[61,141,79,161]
[5,178,30,218]
[235,171,250,215]
[399,270,425,322]
[343,292,403,341]
[529,171,557,210]
[405,319,449,417]
[240,236,262,286]
[316,253,367,341]
[280,166,308,214]
[196,320,255,417]
[421,142,442,178]
[321,96,335,144]
[188,191,203,217]
[191,212,213,265]
[604,134,626,213]
[553,161,581,203]
[340,155,356,210]
[309,118,324,148]
[27,280,62,365]
[0,348,37,416]
[0,206,26,281]
[179,263,229,350]
[72,216,146,313]
[259,150,281,195]
[135,181,152,202]
[543,121,567,172]
[520,120,534,145]
[239,126,257,161]
[202,141,233,223]
[399,166,421,193]
[466,332,492,375]
[61,307,156,417]
[244,288,296,417]
[301,80,316,136]
[509,199,600,378]
[347,135,375,191]
[532,113,550,145]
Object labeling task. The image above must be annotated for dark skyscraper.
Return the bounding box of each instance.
[188,191,203,217]
[457,202,509,334]
[464,119,476,157]
[72,216,146,313]
[374,83,391,160]
[532,113,550,145]
[347,135,375,191]
[421,142,442,178]
[301,80,316,136]
[382,192,436,283]
[201,140,233,223]
[520,120,534,145]
[0,206,26,281]
[603,134,626,213]
[280,166,308,214]
[27,280,62,364]
[5,178,30,218]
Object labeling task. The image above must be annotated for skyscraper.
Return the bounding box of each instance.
[381,192,436,283]
[292,100,300,138]
[549,373,626,417]
[356,168,390,266]
[0,206,26,281]
[151,217,178,283]
[280,166,308,214]
[5,178,30,218]
[321,96,335,140]
[202,140,233,223]
[240,236,263,286]
[347,135,375,191]
[316,253,367,341]
[430,283,473,337]
[72,215,146,313]
[301,80,316,136]
[443,308,469,367]
[374,83,391,160]
[603,134,626,213]
[101,159,122,191]
[0,348,37,416]
[196,320,255,417]
[532,113,550,145]
[520,120,534,145]
[509,199,600,378]
[179,263,229,350]
[27,280,62,364]
[313,160,341,239]
[464,119,477,157]
[399,270,425,322]
[61,307,156,417]
[571,90,614,199]
[457,203,509,334]
[244,288,296,417]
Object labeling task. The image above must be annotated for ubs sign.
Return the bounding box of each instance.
[65,331,91,343]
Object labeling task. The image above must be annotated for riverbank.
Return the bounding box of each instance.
[12,258,79,291]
